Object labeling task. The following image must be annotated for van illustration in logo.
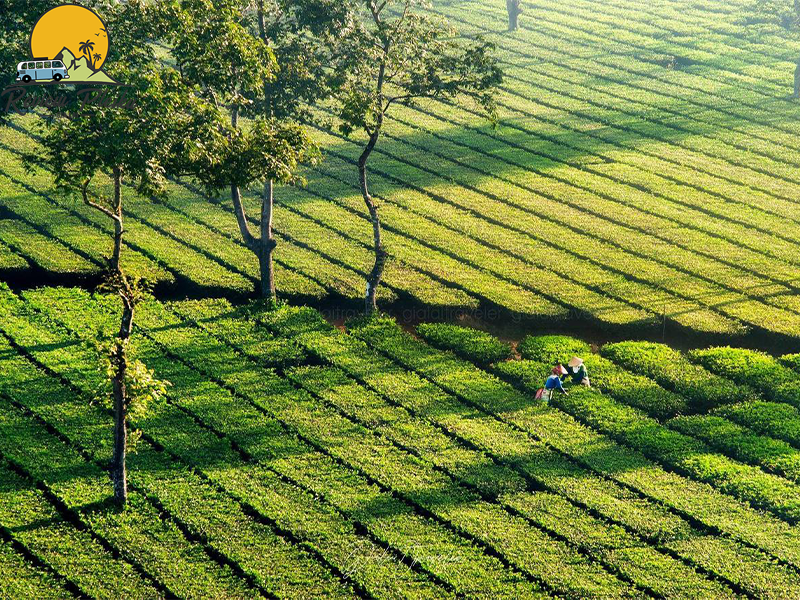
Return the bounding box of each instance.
[16,4,116,85]
[16,58,69,83]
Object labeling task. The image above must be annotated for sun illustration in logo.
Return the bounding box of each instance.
[26,4,115,84]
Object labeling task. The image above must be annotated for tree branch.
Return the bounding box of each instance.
[389,2,410,37]
[231,184,259,251]
[369,0,383,24]
[384,91,431,111]
[81,178,119,222]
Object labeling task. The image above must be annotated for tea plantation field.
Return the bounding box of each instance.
[7,0,800,596]
[5,284,800,597]
[3,0,800,342]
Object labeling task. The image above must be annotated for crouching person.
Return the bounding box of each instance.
[565,356,590,387]
[536,365,568,402]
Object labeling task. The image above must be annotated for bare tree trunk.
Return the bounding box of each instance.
[794,58,800,98]
[260,179,277,300]
[110,167,123,273]
[359,132,387,316]
[227,103,273,298]
[231,184,256,248]
[507,0,521,31]
[111,291,133,507]
[230,182,275,298]
[229,106,254,260]
[80,173,124,272]
[364,202,387,316]
[359,35,389,317]
[256,2,278,301]
[111,341,128,505]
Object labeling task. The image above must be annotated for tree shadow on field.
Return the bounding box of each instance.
[1,332,301,479]
[145,304,309,370]
[286,78,800,348]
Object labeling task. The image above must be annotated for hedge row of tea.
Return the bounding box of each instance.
[417,323,800,519]
[6,285,800,596]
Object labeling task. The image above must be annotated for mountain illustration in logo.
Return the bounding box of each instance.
[53,47,115,84]
[21,5,117,84]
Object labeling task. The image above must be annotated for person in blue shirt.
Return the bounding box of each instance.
[542,365,568,400]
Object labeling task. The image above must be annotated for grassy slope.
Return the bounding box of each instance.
[2,0,800,336]
[5,287,800,595]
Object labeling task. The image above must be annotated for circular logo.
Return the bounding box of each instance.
[31,4,109,72]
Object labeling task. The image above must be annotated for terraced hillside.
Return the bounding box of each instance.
[3,0,800,343]
[9,0,800,596]
[4,285,800,597]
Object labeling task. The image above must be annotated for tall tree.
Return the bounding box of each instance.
[162,0,322,299]
[335,0,503,315]
[507,0,522,31]
[95,272,169,506]
[0,0,61,123]
[33,65,212,505]
[745,0,800,96]
[242,0,352,299]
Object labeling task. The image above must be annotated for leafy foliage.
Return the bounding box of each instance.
[415,322,511,364]
[190,117,320,191]
[94,336,170,426]
[741,0,800,29]
[158,0,322,284]
[32,67,218,202]
[90,0,163,69]
[8,0,800,591]
[782,353,800,371]
[602,341,752,411]
[334,0,503,137]
[518,334,591,364]
[715,400,800,449]
[689,346,800,409]
[689,346,793,388]
[669,414,800,482]
[158,0,277,110]
[246,0,356,122]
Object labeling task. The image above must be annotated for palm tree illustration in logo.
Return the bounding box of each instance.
[79,39,95,69]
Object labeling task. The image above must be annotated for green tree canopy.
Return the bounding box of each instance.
[158,0,327,299]
[333,0,503,314]
[30,59,215,506]
[158,0,276,119]
[40,66,219,202]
